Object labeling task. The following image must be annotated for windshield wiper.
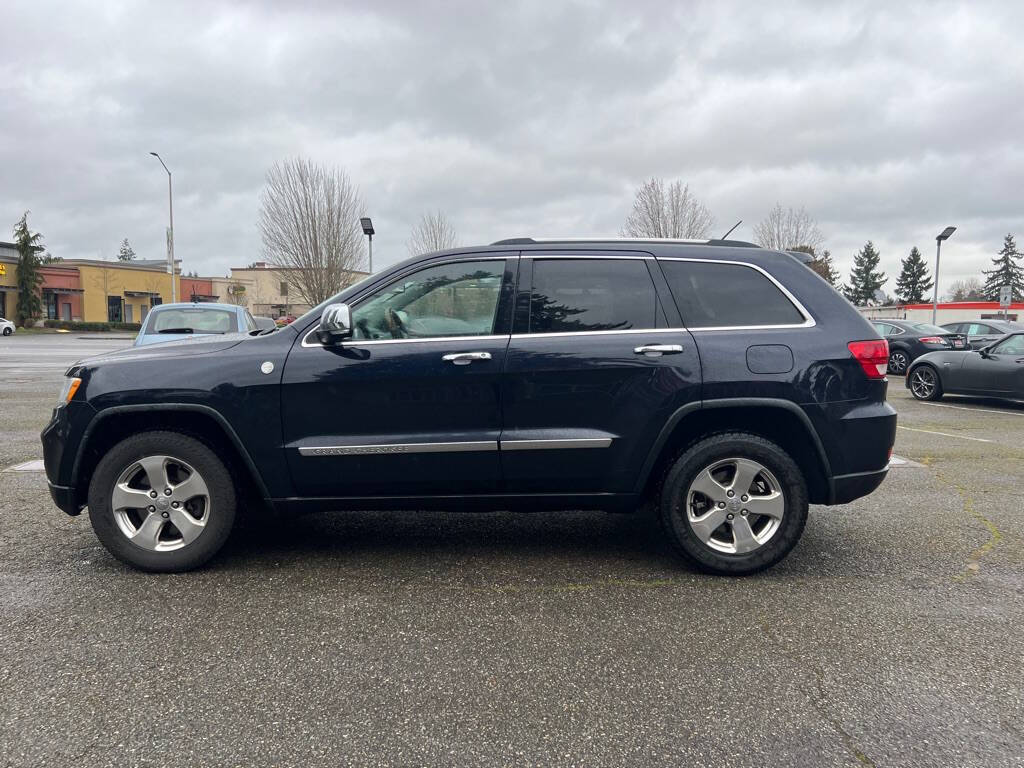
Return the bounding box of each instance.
[156,328,195,334]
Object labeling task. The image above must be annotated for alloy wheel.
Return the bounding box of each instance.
[889,350,908,375]
[910,367,936,399]
[685,457,786,554]
[110,455,211,551]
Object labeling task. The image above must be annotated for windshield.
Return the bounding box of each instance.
[911,323,950,335]
[146,307,238,334]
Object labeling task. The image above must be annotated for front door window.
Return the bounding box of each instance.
[351,260,504,340]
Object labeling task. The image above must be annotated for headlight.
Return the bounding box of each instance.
[57,377,81,405]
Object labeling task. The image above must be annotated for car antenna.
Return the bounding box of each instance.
[720,220,742,239]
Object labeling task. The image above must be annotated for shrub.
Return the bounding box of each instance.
[43,320,141,332]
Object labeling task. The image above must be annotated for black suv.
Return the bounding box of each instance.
[42,239,896,575]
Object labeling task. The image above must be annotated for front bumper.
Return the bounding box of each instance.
[41,400,95,516]
[48,481,83,516]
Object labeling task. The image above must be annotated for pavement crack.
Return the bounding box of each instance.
[934,471,1004,580]
[761,619,876,767]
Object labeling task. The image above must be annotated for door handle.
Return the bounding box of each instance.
[442,351,492,365]
[634,344,684,357]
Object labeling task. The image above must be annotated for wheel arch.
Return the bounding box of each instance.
[71,404,271,508]
[636,399,833,505]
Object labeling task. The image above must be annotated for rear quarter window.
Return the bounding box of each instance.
[660,261,806,328]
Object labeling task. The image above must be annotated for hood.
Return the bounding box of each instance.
[69,331,254,372]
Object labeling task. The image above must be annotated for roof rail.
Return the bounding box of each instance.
[490,237,760,248]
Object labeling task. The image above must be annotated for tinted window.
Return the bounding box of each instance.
[661,261,805,328]
[910,322,949,335]
[352,260,503,340]
[528,259,658,333]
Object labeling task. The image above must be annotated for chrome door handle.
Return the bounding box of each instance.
[634,344,684,357]
[442,351,492,365]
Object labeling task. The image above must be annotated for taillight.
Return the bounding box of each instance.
[848,339,889,379]
[919,336,945,345]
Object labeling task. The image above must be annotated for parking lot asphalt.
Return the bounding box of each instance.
[1,334,1022,767]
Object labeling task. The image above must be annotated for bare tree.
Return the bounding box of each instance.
[753,204,825,252]
[946,277,984,301]
[258,158,366,307]
[407,211,459,255]
[621,178,715,239]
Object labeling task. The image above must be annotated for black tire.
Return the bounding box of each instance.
[2,327,11,336]
[888,348,909,375]
[908,364,943,401]
[87,431,237,572]
[659,432,808,576]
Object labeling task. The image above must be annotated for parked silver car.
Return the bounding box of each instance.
[941,319,1024,350]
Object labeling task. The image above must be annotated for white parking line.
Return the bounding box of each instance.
[920,402,1024,417]
[3,459,46,472]
[896,425,992,443]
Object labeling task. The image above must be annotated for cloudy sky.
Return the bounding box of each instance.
[2,0,1022,296]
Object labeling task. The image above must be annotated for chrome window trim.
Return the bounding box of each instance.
[501,438,612,450]
[298,441,497,456]
[510,327,681,340]
[657,256,816,330]
[302,331,508,348]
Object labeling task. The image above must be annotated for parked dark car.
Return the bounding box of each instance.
[870,319,968,375]
[941,319,1023,350]
[906,331,1024,401]
[42,238,896,575]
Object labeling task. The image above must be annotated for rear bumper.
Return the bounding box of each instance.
[830,467,889,505]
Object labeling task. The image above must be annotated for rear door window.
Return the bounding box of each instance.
[660,260,805,328]
[528,259,660,333]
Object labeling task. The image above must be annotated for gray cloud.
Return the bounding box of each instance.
[2,0,1021,293]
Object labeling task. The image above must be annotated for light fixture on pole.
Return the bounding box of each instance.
[360,217,375,273]
[149,152,177,303]
[932,226,956,324]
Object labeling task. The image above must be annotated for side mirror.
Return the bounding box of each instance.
[315,303,352,345]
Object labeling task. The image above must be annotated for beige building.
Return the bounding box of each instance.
[213,262,368,318]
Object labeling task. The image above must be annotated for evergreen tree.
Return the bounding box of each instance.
[810,249,841,287]
[894,246,933,303]
[788,245,840,287]
[982,233,1024,301]
[117,238,136,261]
[842,241,887,306]
[13,212,44,326]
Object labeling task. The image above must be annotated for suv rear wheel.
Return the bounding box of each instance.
[659,432,808,575]
[87,431,237,572]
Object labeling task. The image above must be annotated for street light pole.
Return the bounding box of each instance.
[932,226,956,325]
[150,152,177,303]
[360,217,375,274]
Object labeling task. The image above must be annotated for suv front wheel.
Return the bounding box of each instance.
[87,431,237,572]
[660,432,808,575]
